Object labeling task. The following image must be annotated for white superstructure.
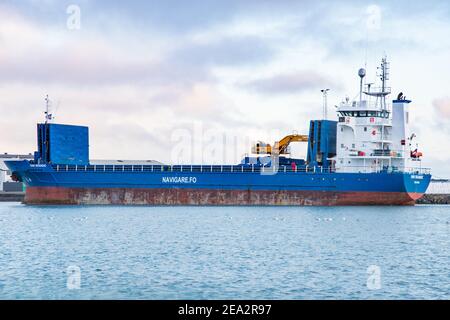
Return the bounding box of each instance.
[335,57,423,173]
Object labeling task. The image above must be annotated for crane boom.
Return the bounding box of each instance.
[252,134,309,155]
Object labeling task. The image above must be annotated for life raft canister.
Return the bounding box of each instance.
[291,162,297,170]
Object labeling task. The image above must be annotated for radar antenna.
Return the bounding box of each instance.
[358,68,366,104]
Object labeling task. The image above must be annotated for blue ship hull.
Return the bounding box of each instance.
[6,161,431,205]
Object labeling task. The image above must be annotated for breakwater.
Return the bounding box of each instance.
[417,194,450,205]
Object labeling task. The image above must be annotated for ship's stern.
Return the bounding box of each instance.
[403,171,432,202]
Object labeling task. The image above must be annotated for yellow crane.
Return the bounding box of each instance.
[252,134,309,155]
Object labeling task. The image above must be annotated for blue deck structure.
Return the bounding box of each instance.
[5,146,430,205]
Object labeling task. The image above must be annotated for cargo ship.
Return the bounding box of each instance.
[6,58,431,205]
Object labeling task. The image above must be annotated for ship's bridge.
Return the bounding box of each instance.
[338,98,391,112]
[337,99,391,120]
[338,109,390,119]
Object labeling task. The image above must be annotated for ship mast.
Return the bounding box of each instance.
[321,88,330,120]
[44,94,53,124]
[363,55,391,110]
[380,56,390,110]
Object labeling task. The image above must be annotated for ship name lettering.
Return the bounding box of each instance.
[162,176,197,184]
[30,164,47,168]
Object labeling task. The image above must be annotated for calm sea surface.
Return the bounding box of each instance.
[0,202,449,299]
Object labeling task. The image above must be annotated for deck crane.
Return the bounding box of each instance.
[252,134,309,155]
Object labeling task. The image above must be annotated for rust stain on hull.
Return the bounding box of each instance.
[24,187,421,206]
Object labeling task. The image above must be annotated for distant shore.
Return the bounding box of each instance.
[0,192,25,202]
[1,192,449,205]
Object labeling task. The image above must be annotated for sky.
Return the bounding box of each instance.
[1,0,450,177]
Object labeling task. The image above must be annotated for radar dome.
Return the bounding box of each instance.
[358,68,366,78]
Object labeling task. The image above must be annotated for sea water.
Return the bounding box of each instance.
[0,202,449,299]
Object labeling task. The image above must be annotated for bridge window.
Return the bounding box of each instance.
[339,111,390,118]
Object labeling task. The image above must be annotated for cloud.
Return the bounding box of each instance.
[0,5,272,88]
[0,16,212,87]
[1,1,450,175]
[89,122,167,160]
[147,83,251,129]
[423,157,450,179]
[433,97,450,119]
[87,0,242,34]
[242,71,339,95]
[169,36,274,67]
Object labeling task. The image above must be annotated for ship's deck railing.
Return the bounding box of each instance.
[336,166,431,174]
[339,99,392,112]
[402,167,431,174]
[52,164,331,174]
[51,164,431,175]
